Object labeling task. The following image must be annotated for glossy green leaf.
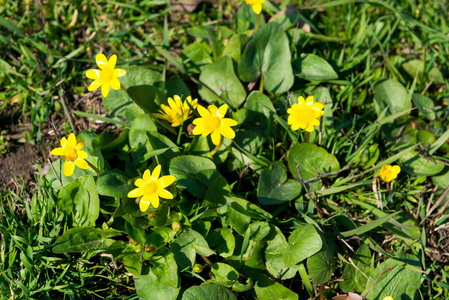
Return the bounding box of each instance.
[123,254,142,276]
[222,34,250,67]
[340,244,372,293]
[374,79,411,117]
[171,230,215,270]
[96,171,129,198]
[127,85,161,115]
[58,175,99,227]
[239,23,294,94]
[198,56,246,108]
[254,275,298,300]
[178,42,213,74]
[307,241,335,285]
[206,229,235,258]
[244,91,276,136]
[402,59,445,84]
[284,224,322,266]
[265,225,298,280]
[288,143,340,192]
[257,161,301,205]
[210,263,239,287]
[53,227,122,253]
[182,284,236,300]
[235,4,265,33]
[400,151,445,176]
[412,93,435,121]
[293,53,338,81]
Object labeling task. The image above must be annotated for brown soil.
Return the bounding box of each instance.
[426,224,449,264]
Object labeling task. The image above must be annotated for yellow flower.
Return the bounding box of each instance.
[245,0,265,14]
[127,165,176,211]
[287,95,325,132]
[383,297,393,300]
[379,165,401,182]
[154,95,198,127]
[192,104,238,145]
[86,53,126,98]
[50,133,89,177]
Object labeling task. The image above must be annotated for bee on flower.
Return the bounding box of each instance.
[50,133,89,177]
[192,104,238,146]
[154,95,198,127]
[287,95,325,132]
[127,165,176,212]
[379,165,401,182]
[86,53,126,98]
[245,0,265,14]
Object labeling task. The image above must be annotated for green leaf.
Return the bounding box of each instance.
[239,23,294,94]
[206,229,235,258]
[284,224,322,266]
[432,167,449,187]
[199,56,247,109]
[171,230,215,270]
[374,79,411,117]
[166,75,190,100]
[128,114,158,164]
[0,16,25,36]
[339,212,400,238]
[210,263,239,287]
[222,34,250,67]
[412,93,435,121]
[134,252,180,300]
[288,143,340,192]
[307,240,335,285]
[58,175,99,227]
[230,129,267,173]
[254,275,298,300]
[182,284,236,300]
[53,227,122,253]
[235,4,265,33]
[127,85,161,115]
[429,128,449,155]
[96,171,129,198]
[402,59,445,85]
[103,66,162,117]
[169,155,219,198]
[265,225,298,280]
[400,151,445,176]
[362,253,421,300]
[178,42,213,74]
[123,254,142,276]
[244,91,276,136]
[340,244,372,293]
[257,161,302,205]
[293,53,338,81]
[269,6,301,30]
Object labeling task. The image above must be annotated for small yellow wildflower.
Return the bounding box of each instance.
[154,95,198,127]
[50,133,88,177]
[245,0,265,14]
[127,165,176,211]
[383,297,393,300]
[379,165,401,183]
[85,53,126,98]
[192,104,238,145]
[287,95,325,132]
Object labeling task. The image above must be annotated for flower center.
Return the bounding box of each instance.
[143,181,158,195]
[295,105,314,125]
[65,147,78,162]
[100,68,114,82]
[203,115,221,132]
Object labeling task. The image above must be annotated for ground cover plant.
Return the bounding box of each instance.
[1,0,449,299]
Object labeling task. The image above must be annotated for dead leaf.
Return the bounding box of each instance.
[332,292,363,300]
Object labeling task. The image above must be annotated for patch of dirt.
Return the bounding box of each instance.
[426,224,449,264]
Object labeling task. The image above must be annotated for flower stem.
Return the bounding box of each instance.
[305,132,310,143]
[255,13,261,32]
[86,160,100,175]
[176,124,183,145]
[259,73,264,93]
[210,136,223,156]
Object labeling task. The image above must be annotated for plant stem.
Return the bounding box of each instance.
[259,73,264,93]
[210,136,223,156]
[47,158,62,187]
[86,160,100,175]
[60,90,77,134]
[176,124,183,145]
[255,12,261,31]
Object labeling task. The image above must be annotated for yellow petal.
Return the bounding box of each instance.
[96,53,108,70]
[305,123,314,132]
[252,3,262,14]
[88,80,102,91]
[197,105,210,118]
[152,165,161,179]
[50,147,64,156]
[114,69,126,77]
[135,178,146,188]
[60,137,67,147]
[158,188,173,199]
[86,69,100,79]
[128,188,144,198]
[222,118,238,127]
[75,159,88,169]
[76,139,86,150]
[139,195,151,212]
[110,78,120,90]
[208,105,218,115]
[143,169,151,181]
[108,54,117,69]
[192,124,203,135]
[141,193,159,209]
[77,150,88,159]
[392,165,401,175]
[291,122,300,131]
[211,129,221,145]
[67,133,77,148]
[159,175,175,188]
[305,96,314,104]
[217,104,228,118]
[297,96,305,105]
[63,161,76,177]
[313,102,325,110]
[101,82,110,98]
[220,126,235,140]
